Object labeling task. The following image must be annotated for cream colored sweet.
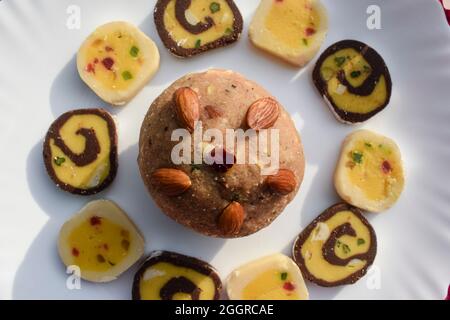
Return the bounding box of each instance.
[249,0,328,67]
[226,253,309,300]
[58,200,145,282]
[334,130,405,212]
[77,21,160,105]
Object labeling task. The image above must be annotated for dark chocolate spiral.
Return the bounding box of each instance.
[293,203,377,287]
[322,222,373,266]
[312,40,392,123]
[52,127,100,167]
[132,251,222,300]
[335,43,384,97]
[175,0,214,34]
[43,108,118,195]
[160,276,201,300]
[154,0,243,57]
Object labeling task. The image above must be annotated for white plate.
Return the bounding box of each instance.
[0,0,449,300]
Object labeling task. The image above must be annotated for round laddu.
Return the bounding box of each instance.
[138,69,305,238]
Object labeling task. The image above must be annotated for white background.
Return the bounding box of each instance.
[0,0,449,299]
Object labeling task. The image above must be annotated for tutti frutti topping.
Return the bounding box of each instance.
[58,200,145,283]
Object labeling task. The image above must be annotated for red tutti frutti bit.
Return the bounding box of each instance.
[102,57,114,70]
[445,285,450,300]
[283,282,296,291]
[103,243,109,250]
[86,63,95,74]
[208,147,235,173]
[105,46,114,52]
[90,216,102,226]
[72,248,80,257]
[305,27,316,36]
[381,160,392,174]
[94,58,99,64]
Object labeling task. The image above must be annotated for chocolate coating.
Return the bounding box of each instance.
[154,0,243,57]
[293,203,377,287]
[132,251,222,300]
[312,40,392,123]
[43,108,118,195]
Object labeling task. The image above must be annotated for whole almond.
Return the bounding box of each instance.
[266,169,297,195]
[218,201,245,235]
[151,168,192,196]
[174,87,200,132]
[246,97,280,130]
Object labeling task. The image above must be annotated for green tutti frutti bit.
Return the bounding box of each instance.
[357,238,366,246]
[54,156,66,166]
[210,2,220,13]
[195,39,202,48]
[334,56,346,67]
[352,151,363,164]
[280,272,288,281]
[130,46,139,57]
[350,70,361,78]
[342,243,351,254]
[365,142,373,148]
[225,27,233,35]
[336,240,351,254]
[122,71,133,80]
